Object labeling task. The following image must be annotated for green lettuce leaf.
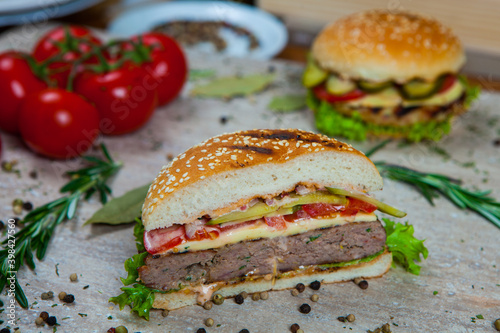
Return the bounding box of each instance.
[308,90,452,142]
[383,218,428,275]
[133,217,146,253]
[458,75,481,108]
[121,251,148,286]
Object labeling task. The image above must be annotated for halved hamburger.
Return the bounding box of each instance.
[304,10,480,142]
[117,129,412,313]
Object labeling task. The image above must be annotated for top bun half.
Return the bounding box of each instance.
[142,129,383,231]
[312,10,466,83]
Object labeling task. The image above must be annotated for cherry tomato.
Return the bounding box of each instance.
[18,88,100,159]
[0,51,47,134]
[33,25,102,88]
[438,74,457,94]
[74,62,158,135]
[124,32,187,106]
[313,84,366,103]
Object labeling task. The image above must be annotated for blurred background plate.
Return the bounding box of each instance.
[0,0,103,26]
[108,1,288,59]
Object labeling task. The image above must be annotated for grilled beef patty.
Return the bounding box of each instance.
[138,220,385,291]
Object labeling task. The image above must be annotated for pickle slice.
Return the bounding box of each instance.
[302,56,328,88]
[326,75,357,95]
[401,79,439,100]
[207,192,346,225]
[326,187,407,218]
[357,80,392,93]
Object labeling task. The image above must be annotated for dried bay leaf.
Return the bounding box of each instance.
[190,73,275,98]
[268,94,307,112]
[84,183,151,225]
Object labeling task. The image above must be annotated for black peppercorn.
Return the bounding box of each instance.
[196,328,206,333]
[299,303,311,314]
[239,330,250,333]
[23,201,33,211]
[290,323,300,333]
[234,293,244,304]
[295,283,305,293]
[358,280,369,289]
[0,328,10,333]
[46,316,57,326]
[220,116,228,125]
[310,280,321,290]
[63,294,75,303]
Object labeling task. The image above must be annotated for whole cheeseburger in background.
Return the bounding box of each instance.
[304,10,480,142]
[131,129,409,312]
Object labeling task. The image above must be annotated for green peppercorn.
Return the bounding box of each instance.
[203,301,213,310]
[240,291,248,299]
[310,294,319,302]
[291,289,299,297]
[69,273,78,282]
[347,314,355,322]
[115,326,128,333]
[251,293,260,301]
[35,317,44,326]
[162,310,169,317]
[205,318,214,327]
[212,293,224,305]
[495,318,500,331]
[260,291,269,300]
[58,291,67,300]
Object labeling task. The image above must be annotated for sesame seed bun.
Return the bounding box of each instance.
[312,10,466,83]
[142,129,383,232]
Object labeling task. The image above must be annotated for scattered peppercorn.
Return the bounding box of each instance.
[291,289,299,297]
[296,330,304,333]
[203,301,213,310]
[212,293,224,305]
[35,317,44,326]
[205,318,214,327]
[295,283,305,293]
[40,311,49,321]
[347,314,355,322]
[22,201,33,211]
[107,328,116,333]
[2,161,13,172]
[299,303,311,314]
[220,116,228,124]
[290,323,300,333]
[115,326,128,333]
[29,170,38,179]
[337,316,346,322]
[494,319,500,331]
[240,291,248,299]
[196,328,206,333]
[70,273,78,282]
[162,310,169,317]
[12,204,22,215]
[63,294,75,303]
[239,330,249,333]
[251,293,260,301]
[58,291,67,300]
[0,329,10,333]
[41,292,52,300]
[235,293,244,304]
[260,291,269,300]
[46,316,57,326]
[382,323,391,333]
[310,294,319,302]
[358,280,369,289]
[310,281,321,290]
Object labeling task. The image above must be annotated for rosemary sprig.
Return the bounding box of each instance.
[0,144,122,308]
[375,162,500,229]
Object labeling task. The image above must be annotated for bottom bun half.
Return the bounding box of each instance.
[153,249,392,311]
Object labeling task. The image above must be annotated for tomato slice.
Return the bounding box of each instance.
[313,84,366,103]
[438,74,457,94]
[301,203,343,218]
[144,224,185,254]
[264,216,287,230]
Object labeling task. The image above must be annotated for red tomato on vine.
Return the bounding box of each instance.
[0,51,47,134]
[18,88,100,159]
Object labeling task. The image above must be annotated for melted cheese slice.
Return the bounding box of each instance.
[343,80,464,108]
[171,212,377,253]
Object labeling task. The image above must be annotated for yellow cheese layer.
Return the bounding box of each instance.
[170,212,377,254]
[343,80,464,108]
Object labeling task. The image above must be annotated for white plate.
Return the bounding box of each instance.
[108,1,288,59]
[0,0,103,26]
